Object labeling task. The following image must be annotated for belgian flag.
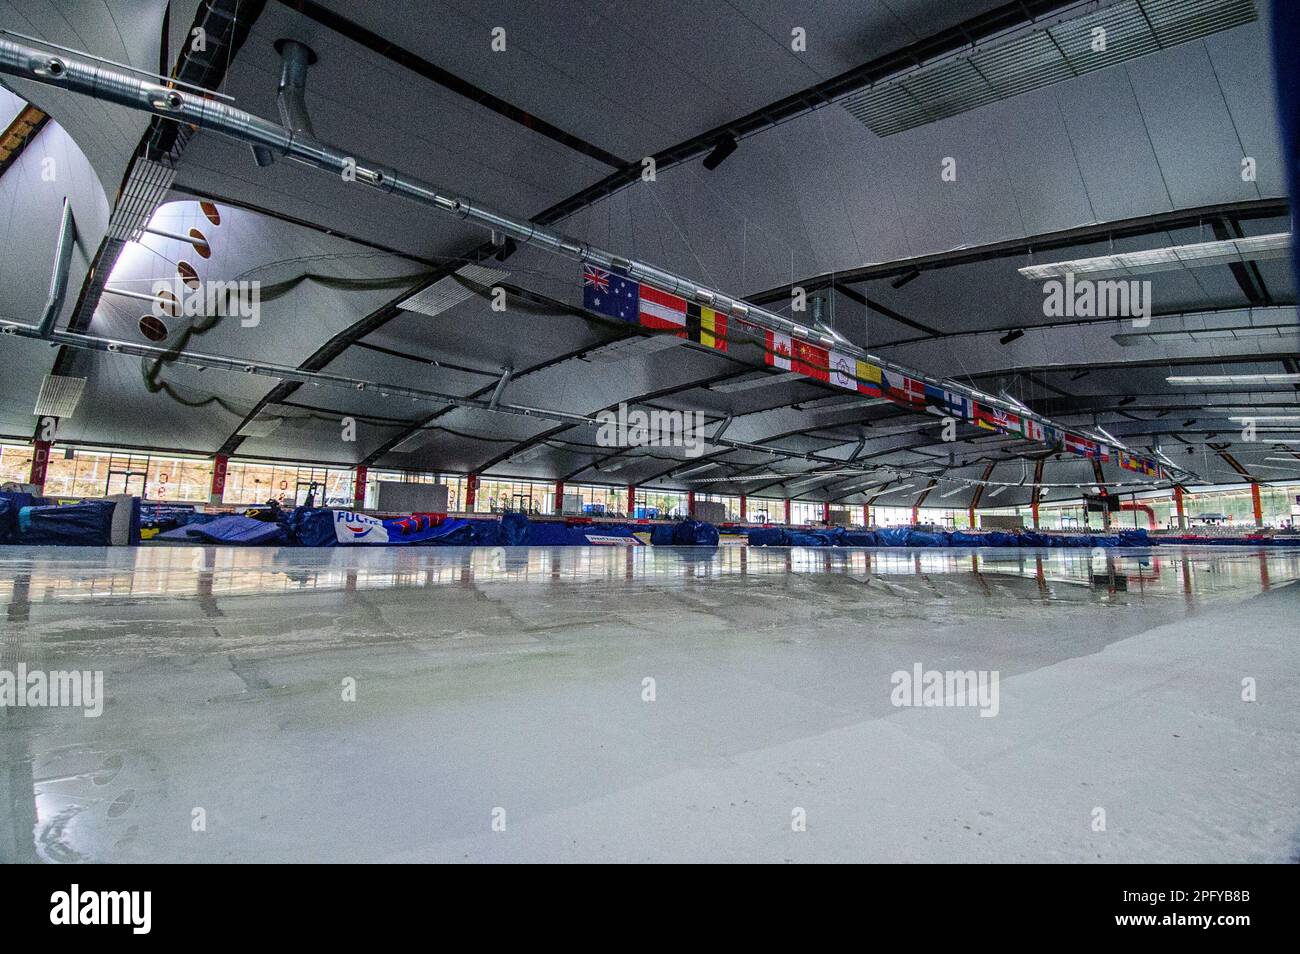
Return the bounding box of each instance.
[685,302,728,352]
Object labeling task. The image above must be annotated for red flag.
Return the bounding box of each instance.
[792,339,830,382]
[638,284,687,336]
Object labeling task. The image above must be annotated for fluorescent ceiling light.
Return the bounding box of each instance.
[1020,232,1290,281]
[1229,416,1300,424]
[986,485,1008,498]
[939,485,966,498]
[1167,374,1300,387]
[872,483,915,497]
[675,461,719,478]
[1265,457,1300,464]
[841,0,1258,137]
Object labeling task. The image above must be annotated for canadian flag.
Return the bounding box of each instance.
[766,330,793,370]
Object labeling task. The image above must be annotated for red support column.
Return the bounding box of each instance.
[911,505,920,525]
[353,465,367,510]
[784,498,791,525]
[1251,482,1263,528]
[627,483,636,516]
[465,474,478,512]
[863,504,870,526]
[554,480,564,515]
[822,501,831,524]
[28,440,52,494]
[739,495,747,521]
[1173,485,1186,530]
[687,490,696,517]
[209,454,228,505]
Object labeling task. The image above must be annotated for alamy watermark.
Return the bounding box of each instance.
[0,664,103,717]
[153,278,261,327]
[890,663,1000,717]
[1042,272,1151,326]
[595,402,707,457]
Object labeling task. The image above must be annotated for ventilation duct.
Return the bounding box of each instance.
[842,0,1258,137]
[1020,231,1290,280]
[398,263,510,318]
[33,373,86,418]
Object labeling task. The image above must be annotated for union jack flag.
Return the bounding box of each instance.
[583,266,610,293]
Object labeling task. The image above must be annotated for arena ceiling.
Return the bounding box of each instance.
[0,0,1295,509]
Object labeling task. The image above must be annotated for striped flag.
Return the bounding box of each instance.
[686,302,727,351]
[1023,418,1046,442]
[638,284,688,335]
[857,360,884,397]
[1064,433,1099,458]
[766,330,793,369]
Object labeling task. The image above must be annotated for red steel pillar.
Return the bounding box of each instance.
[739,495,747,521]
[1251,482,1263,528]
[554,480,564,515]
[822,501,831,524]
[1173,485,1186,530]
[627,483,636,516]
[353,465,367,510]
[28,440,52,493]
[209,454,228,505]
[784,498,791,525]
[465,473,478,512]
[687,490,696,517]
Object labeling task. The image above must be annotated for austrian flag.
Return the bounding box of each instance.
[638,284,688,336]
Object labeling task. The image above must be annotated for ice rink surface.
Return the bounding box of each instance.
[1,543,1297,863]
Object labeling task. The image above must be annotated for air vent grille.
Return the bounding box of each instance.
[32,374,87,419]
[843,0,1258,137]
[399,263,510,318]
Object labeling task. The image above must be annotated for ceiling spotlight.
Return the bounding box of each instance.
[890,268,920,289]
[999,329,1024,345]
[702,134,738,171]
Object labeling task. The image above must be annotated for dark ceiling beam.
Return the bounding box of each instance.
[878,301,1296,350]
[749,197,1291,307]
[467,370,740,477]
[529,0,1082,225]
[275,0,628,168]
[832,281,942,338]
[1212,215,1272,306]
[168,183,442,267]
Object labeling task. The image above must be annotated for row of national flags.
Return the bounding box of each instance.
[580,267,1164,478]
[584,265,727,351]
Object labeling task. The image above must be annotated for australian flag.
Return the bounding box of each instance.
[583,266,639,323]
